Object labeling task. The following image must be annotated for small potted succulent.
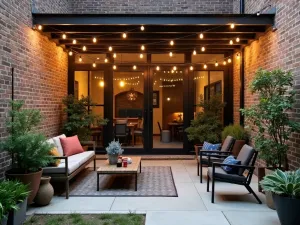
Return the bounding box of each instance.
[106,139,124,165]
[260,169,300,225]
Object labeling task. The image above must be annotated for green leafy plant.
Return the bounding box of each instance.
[106,139,124,155]
[185,94,225,143]
[0,101,53,173]
[222,124,249,141]
[0,180,29,220]
[62,95,109,142]
[241,69,300,169]
[260,169,300,199]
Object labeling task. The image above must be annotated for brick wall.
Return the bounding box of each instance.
[32,0,72,13]
[0,0,68,179]
[233,0,300,169]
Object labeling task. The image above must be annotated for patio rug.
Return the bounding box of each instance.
[63,166,178,197]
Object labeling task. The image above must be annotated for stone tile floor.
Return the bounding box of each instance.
[28,160,280,225]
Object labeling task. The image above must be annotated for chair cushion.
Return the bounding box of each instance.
[207,167,246,183]
[203,141,221,150]
[60,135,84,157]
[52,134,66,156]
[220,136,235,152]
[197,156,223,164]
[221,155,241,173]
[49,147,61,166]
[236,145,255,175]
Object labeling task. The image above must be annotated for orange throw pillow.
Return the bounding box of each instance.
[49,147,61,166]
[60,135,84,156]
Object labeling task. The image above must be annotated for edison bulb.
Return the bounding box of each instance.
[93,62,96,68]
[230,23,235,29]
[141,45,145,51]
[72,39,77,44]
[122,33,127,38]
[79,56,82,62]
[170,40,174,46]
[204,64,207,69]
[215,61,219,67]
[68,51,73,56]
[104,58,108,63]
[201,46,205,52]
[113,65,117,70]
[189,66,194,71]
[173,66,177,71]
[113,53,117,58]
[62,33,67,39]
[229,40,233,45]
[199,33,204,39]
[156,66,160,71]
[236,37,240,42]
[93,37,97,43]
[228,58,232,63]
[169,52,173,57]
[108,46,113,51]
[133,65,137,70]
[141,26,145,31]
[82,46,87,51]
[140,53,143,59]
[223,61,227,65]
[37,25,42,30]
[193,50,197,55]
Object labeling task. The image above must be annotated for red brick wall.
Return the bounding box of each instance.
[0,0,68,179]
[233,0,300,169]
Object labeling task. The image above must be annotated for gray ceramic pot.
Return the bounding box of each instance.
[1,216,8,225]
[7,198,27,225]
[108,154,118,165]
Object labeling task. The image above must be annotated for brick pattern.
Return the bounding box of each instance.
[233,0,300,169]
[0,0,68,179]
[32,0,71,13]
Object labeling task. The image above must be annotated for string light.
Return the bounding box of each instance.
[189,66,194,71]
[170,40,174,46]
[68,51,73,56]
[37,25,43,30]
[62,33,67,39]
[204,64,207,69]
[79,56,82,62]
[141,45,145,51]
[223,60,227,65]
[140,53,143,59]
[113,53,117,58]
[93,37,97,43]
[173,66,177,71]
[169,52,173,57]
[230,23,235,29]
[72,39,77,44]
[228,58,232,63]
[133,65,137,70]
[108,46,113,51]
[113,65,117,70]
[236,37,240,42]
[167,97,171,101]
[93,62,96,67]
[82,46,87,51]
[122,33,127,38]
[199,33,204,39]
[104,58,108,63]
[215,61,219,67]
[156,66,160,71]
[171,70,174,73]
[201,46,205,52]
[193,50,197,55]
[141,26,145,31]
[236,53,240,59]
[229,40,233,45]
[99,81,104,87]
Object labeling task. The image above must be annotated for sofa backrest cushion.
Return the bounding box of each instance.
[52,134,66,156]
[60,135,84,157]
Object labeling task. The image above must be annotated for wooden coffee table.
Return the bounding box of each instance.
[96,156,142,191]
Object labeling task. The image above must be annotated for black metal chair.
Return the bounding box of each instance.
[197,136,235,183]
[206,144,261,204]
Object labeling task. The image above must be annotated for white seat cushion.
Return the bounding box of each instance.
[68,151,95,166]
[52,134,66,156]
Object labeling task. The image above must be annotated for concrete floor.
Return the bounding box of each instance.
[28,160,280,225]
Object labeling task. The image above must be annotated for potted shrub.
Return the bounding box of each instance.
[260,169,300,225]
[0,180,29,225]
[185,94,225,150]
[0,101,53,204]
[62,95,108,148]
[106,140,124,165]
[222,124,249,156]
[241,69,300,208]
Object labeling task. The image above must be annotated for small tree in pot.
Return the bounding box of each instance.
[0,101,53,204]
[106,140,124,165]
[260,169,300,225]
[185,94,225,145]
[222,124,249,156]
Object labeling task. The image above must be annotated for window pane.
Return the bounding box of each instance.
[90,106,104,148]
[90,71,104,105]
[194,71,209,114]
[75,71,88,99]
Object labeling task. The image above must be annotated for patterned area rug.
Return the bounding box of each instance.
[65,166,178,197]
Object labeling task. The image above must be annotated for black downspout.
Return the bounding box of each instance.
[240,49,245,126]
[240,0,245,14]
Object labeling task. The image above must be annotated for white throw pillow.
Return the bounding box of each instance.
[52,134,66,156]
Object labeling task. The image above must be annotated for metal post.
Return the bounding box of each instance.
[240,0,245,14]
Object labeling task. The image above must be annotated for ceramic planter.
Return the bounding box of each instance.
[108,154,118,165]
[34,176,54,206]
[273,194,300,225]
[6,168,43,205]
[265,168,276,209]
[1,216,8,225]
[7,198,27,225]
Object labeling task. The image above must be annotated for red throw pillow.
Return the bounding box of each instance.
[60,135,84,156]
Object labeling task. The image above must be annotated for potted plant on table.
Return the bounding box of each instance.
[0,101,53,204]
[222,124,249,156]
[185,94,225,151]
[260,169,300,225]
[62,95,109,149]
[241,69,300,209]
[0,180,29,225]
[106,140,124,165]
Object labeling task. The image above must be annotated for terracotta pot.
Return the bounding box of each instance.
[232,140,245,157]
[108,154,118,165]
[6,168,42,205]
[34,176,54,206]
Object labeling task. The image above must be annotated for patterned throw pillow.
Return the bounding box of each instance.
[49,147,61,167]
[202,142,221,156]
[221,155,241,173]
